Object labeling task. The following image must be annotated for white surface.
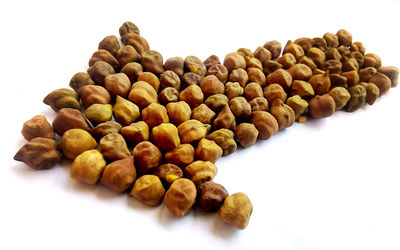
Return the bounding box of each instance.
[1,0,400,249]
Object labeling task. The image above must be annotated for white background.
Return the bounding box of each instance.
[1,0,400,249]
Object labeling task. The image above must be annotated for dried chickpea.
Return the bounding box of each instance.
[87,61,115,85]
[363,53,382,68]
[52,108,90,136]
[251,111,279,140]
[245,57,263,71]
[132,141,162,174]
[137,72,160,92]
[151,123,180,152]
[307,47,326,67]
[197,181,228,212]
[325,48,342,61]
[204,94,229,112]
[369,72,391,96]
[312,37,328,52]
[69,72,94,92]
[263,60,283,75]
[43,88,80,112]
[247,67,266,87]
[203,55,221,69]
[166,101,191,125]
[184,56,207,77]
[308,94,336,119]
[228,68,248,87]
[229,97,251,120]
[206,129,237,156]
[120,33,149,54]
[91,121,122,140]
[378,66,399,87]
[120,121,149,145]
[158,87,179,105]
[179,85,204,108]
[237,48,254,58]
[328,87,351,110]
[182,72,202,88]
[329,74,348,88]
[225,82,244,100]
[360,82,379,105]
[270,99,295,130]
[283,40,305,60]
[130,175,165,206]
[195,138,223,164]
[164,57,184,77]
[101,156,136,193]
[128,81,158,108]
[78,85,111,108]
[323,32,339,48]
[120,62,143,83]
[350,42,366,54]
[359,67,377,82]
[142,103,169,128]
[70,149,106,184]
[287,64,312,81]
[290,80,315,99]
[298,56,317,71]
[321,59,342,74]
[308,71,331,95]
[160,70,181,91]
[286,95,308,120]
[98,35,120,56]
[184,160,217,186]
[213,105,236,131]
[178,120,210,144]
[276,53,296,69]
[165,144,195,168]
[207,64,228,83]
[294,37,313,52]
[164,178,197,218]
[191,104,216,124]
[59,129,97,160]
[235,123,258,148]
[223,52,246,72]
[218,192,253,230]
[21,115,54,141]
[14,138,60,170]
[336,29,352,47]
[264,83,287,104]
[341,57,359,72]
[115,45,140,67]
[254,46,272,65]
[152,163,183,184]
[249,97,269,112]
[104,73,131,98]
[244,82,263,101]
[200,75,225,97]
[141,50,164,75]
[100,133,130,161]
[265,69,293,90]
[113,96,140,126]
[85,104,112,124]
[263,40,282,59]
[346,85,366,112]
[119,21,140,36]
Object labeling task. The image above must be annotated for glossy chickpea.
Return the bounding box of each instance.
[151,123,180,152]
[70,149,106,184]
[59,129,97,160]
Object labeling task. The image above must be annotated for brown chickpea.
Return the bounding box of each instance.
[166,101,192,125]
[228,68,249,87]
[263,83,287,104]
[165,144,195,168]
[142,103,169,128]
[249,97,269,112]
[200,75,225,97]
[132,141,162,174]
[308,94,336,119]
[244,82,263,101]
[191,104,216,124]
[179,85,204,108]
[235,123,259,148]
[250,111,279,140]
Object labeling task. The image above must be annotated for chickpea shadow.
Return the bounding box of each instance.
[126,195,156,212]
[212,216,239,239]
[157,203,180,226]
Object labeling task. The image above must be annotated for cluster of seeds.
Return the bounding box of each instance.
[14,22,398,230]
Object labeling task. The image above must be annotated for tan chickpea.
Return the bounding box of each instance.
[151,123,180,152]
[130,175,165,206]
[164,178,197,218]
[195,138,223,164]
[165,144,195,168]
[235,123,259,148]
[166,101,192,125]
[142,103,169,128]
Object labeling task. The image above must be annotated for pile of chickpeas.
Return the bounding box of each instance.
[14,22,398,230]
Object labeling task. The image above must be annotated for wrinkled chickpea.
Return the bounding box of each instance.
[276,53,296,69]
[325,48,342,61]
[179,85,204,108]
[223,52,246,72]
[153,163,183,184]
[218,192,253,230]
[116,45,140,67]
[378,66,399,87]
[165,144,195,168]
[141,103,169,128]
[323,32,339,48]
[178,119,211,144]
[185,56,207,77]
[79,85,111,108]
[359,67,377,82]
[363,53,382,68]
[102,156,136,193]
[182,72,202,88]
[244,82,263,101]
[113,96,140,126]
[350,41,366,54]
[151,123,180,152]
[14,138,60,170]
[237,48,254,58]
[290,80,315,99]
[369,72,391,96]
[197,181,229,212]
[294,37,313,52]
[266,69,293,90]
[98,35,120,56]
[166,101,191,125]
[184,160,217,186]
[203,55,221,69]
[191,104,216,124]
[195,138,223,164]
[270,100,295,130]
[346,85,366,112]
[160,70,181,90]
[141,50,164,75]
[341,57,359,72]
[264,83,287,104]
[100,133,131,161]
[164,56,184,77]
[308,71,331,95]
[200,75,225,97]
[245,57,263,71]
[263,60,283,75]
[321,59,342,74]
[247,67,266,87]
[249,97,269,112]
[283,40,304,60]
[120,121,149,145]
[328,87,351,110]
[43,88,80,112]
[312,37,328,52]
[128,81,158,108]
[329,73,348,88]
[164,178,197,218]
[206,129,237,156]
[336,29,352,46]
[286,95,308,120]
[225,82,244,100]
[120,62,143,83]
[55,129,96,159]
[120,33,149,55]
[213,105,236,131]
[228,68,248,87]
[207,64,228,83]
[91,121,122,140]
[21,115,54,141]
[360,82,379,105]
[104,73,131,98]
[298,56,317,71]
[158,87,179,104]
[205,94,229,112]
[132,141,162,174]
[137,72,160,92]
[52,108,90,136]
[308,94,336,119]
[251,111,279,140]
[70,149,106,184]
[89,50,120,70]
[85,103,112,124]
[287,64,312,81]
[235,123,259,148]
[119,21,140,36]
[307,47,326,67]
[87,61,115,85]
[263,40,282,59]
[130,175,165,206]
[69,72,94,91]
[229,97,251,120]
